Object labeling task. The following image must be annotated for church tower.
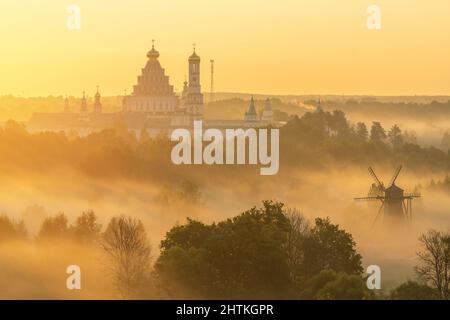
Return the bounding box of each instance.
[245,96,258,122]
[64,96,70,113]
[261,98,273,123]
[94,86,102,113]
[80,91,88,113]
[79,91,89,120]
[185,44,204,119]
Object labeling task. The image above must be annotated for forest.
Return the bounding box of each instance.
[0,107,449,179]
[1,201,449,299]
[0,106,449,299]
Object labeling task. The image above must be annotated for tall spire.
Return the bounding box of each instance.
[94,86,102,113]
[80,91,88,113]
[316,97,323,112]
[245,96,258,122]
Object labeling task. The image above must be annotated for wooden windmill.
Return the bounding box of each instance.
[355,166,420,226]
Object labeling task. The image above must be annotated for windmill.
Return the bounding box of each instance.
[355,166,420,227]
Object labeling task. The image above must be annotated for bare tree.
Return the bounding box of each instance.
[284,208,311,287]
[416,230,450,300]
[101,216,152,298]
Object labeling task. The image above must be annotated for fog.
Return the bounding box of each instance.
[0,162,449,298]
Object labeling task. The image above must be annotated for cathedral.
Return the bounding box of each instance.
[122,42,204,128]
[28,43,275,137]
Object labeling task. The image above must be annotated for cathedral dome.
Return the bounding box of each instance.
[132,43,175,97]
[147,44,160,59]
[189,50,200,62]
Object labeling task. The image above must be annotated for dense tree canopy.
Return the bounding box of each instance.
[155,201,364,299]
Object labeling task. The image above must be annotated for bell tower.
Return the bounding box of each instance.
[94,86,102,113]
[189,44,201,92]
[185,44,203,119]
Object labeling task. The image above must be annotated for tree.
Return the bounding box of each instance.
[390,280,439,300]
[415,230,450,299]
[388,124,403,148]
[177,180,202,205]
[370,121,387,142]
[403,130,418,145]
[329,110,350,137]
[71,210,102,245]
[155,201,292,299]
[441,131,450,152]
[101,216,152,298]
[284,208,310,288]
[302,218,363,278]
[156,202,365,299]
[355,122,368,142]
[37,213,69,241]
[300,269,373,300]
[0,215,27,242]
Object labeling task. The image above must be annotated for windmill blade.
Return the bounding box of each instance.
[371,201,384,228]
[389,165,403,187]
[368,167,385,191]
[354,196,383,201]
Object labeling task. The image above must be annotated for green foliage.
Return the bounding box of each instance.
[280,110,450,170]
[1,105,450,179]
[390,280,439,300]
[156,201,292,299]
[300,269,373,300]
[301,218,363,279]
[155,202,364,299]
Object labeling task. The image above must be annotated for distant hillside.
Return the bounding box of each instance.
[1,93,449,123]
[207,92,450,104]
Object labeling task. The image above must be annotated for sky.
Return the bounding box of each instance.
[0,0,449,97]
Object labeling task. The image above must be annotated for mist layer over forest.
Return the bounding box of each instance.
[0,98,449,299]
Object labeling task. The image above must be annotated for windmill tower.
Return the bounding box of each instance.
[355,166,420,226]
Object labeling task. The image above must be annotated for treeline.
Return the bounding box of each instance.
[1,108,449,180]
[308,99,450,120]
[428,175,450,194]
[281,109,450,171]
[1,201,448,299]
[0,120,174,180]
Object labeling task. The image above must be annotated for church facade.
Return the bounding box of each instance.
[28,44,276,137]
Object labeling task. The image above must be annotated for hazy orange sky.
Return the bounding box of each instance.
[0,0,449,97]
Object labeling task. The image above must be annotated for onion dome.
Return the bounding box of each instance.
[189,44,200,62]
[147,40,160,59]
